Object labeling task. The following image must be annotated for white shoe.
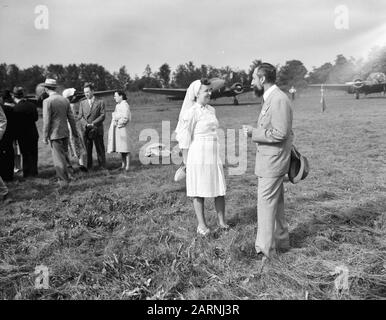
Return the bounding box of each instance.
[197,226,210,236]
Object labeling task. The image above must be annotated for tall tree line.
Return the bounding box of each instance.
[1,46,385,94]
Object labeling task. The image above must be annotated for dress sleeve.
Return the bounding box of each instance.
[176,107,196,149]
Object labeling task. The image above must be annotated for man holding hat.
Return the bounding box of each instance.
[243,63,294,260]
[42,79,78,187]
[12,86,39,178]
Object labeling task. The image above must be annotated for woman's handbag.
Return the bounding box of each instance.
[174,165,186,182]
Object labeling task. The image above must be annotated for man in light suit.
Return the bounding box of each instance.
[77,83,106,170]
[244,63,294,259]
[0,105,9,201]
[42,79,78,187]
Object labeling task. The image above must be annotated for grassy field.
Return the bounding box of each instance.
[0,89,385,300]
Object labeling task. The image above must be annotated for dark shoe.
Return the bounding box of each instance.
[79,166,88,172]
[277,246,291,253]
[255,251,268,262]
[277,239,291,253]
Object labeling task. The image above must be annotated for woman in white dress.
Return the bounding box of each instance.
[107,91,132,171]
[176,79,228,236]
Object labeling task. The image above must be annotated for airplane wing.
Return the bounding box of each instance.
[142,88,187,98]
[71,89,115,103]
[364,82,386,91]
[308,84,350,91]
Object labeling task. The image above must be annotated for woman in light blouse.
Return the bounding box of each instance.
[176,79,228,236]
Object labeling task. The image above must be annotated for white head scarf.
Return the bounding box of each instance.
[62,88,76,99]
[175,80,201,134]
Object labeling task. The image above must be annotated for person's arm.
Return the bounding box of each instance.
[77,101,88,128]
[77,101,83,121]
[127,102,132,122]
[176,108,196,164]
[251,98,291,144]
[67,102,78,138]
[42,99,51,144]
[92,100,106,126]
[117,101,131,128]
[182,149,188,165]
[0,107,7,141]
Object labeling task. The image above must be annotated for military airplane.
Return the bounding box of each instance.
[309,72,386,99]
[142,77,253,105]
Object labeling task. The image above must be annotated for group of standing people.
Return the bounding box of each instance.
[0,79,133,197]
[0,87,39,200]
[42,79,132,187]
[2,62,294,261]
[176,62,294,261]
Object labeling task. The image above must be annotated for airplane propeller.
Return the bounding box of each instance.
[230,82,244,94]
[345,78,365,89]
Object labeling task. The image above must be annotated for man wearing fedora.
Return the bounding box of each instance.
[78,82,106,170]
[243,63,294,260]
[12,86,39,178]
[42,79,78,187]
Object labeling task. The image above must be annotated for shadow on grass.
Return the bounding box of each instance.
[294,190,337,203]
[227,206,257,226]
[289,198,385,249]
[364,96,386,99]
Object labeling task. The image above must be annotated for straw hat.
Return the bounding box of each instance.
[42,79,58,88]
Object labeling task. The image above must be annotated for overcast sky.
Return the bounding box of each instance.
[1,0,385,76]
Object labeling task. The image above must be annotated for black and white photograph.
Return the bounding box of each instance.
[0,0,385,306]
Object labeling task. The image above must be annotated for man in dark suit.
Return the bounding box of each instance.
[12,87,39,178]
[0,90,16,181]
[77,82,106,170]
[244,63,294,260]
[0,105,8,201]
[42,79,78,187]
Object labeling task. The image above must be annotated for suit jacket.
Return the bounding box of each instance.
[77,97,106,136]
[0,103,16,150]
[43,93,77,141]
[0,106,6,141]
[13,99,39,143]
[252,86,294,177]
